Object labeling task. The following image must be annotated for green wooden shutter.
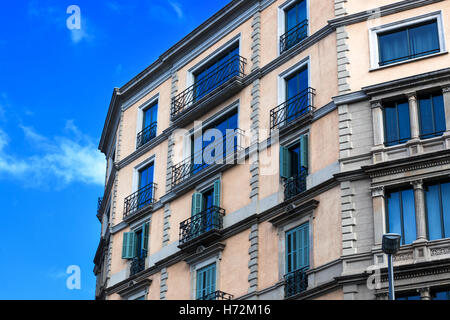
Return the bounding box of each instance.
[141,222,150,253]
[122,232,136,259]
[285,223,309,273]
[280,146,291,179]
[192,192,204,216]
[300,135,309,170]
[196,263,216,299]
[213,180,221,207]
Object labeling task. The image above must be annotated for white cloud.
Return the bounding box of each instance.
[168,1,184,19]
[0,122,105,188]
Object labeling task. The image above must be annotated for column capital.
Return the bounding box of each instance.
[371,186,385,198]
[410,179,424,190]
[406,91,417,100]
[370,100,382,109]
[442,85,450,94]
[418,287,431,300]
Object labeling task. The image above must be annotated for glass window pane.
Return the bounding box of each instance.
[397,101,411,143]
[441,182,450,239]
[433,94,446,134]
[379,29,409,64]
[401,189,416,245]
[409,21,440,57]
[419,95,434,138]
[387,191,402,236]
[286,6,297,31]
[384,106,399,146]
[425,184,443,240]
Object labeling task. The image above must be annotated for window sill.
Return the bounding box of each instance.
[369,51,448,72]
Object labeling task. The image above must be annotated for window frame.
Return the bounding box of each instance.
[277,0,310,56]
[418,91,446,140]
[132,156,155,194]
[382,99,411,147]
[424,180,450,241]
[277,56,310,106]
[135,94,159,150]
[369,11,446,70]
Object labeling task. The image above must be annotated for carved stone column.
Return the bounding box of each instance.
[371,100,385,147]
[407,92,420,140]
[442,85,450,135]
[419,287,431,300]
[372,186,386,246]
[411,180,427,242]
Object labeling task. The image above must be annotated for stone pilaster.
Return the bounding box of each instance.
[371,100,384,147]
[411,180,427,242]
[336,26,350,94]
[442,85,450,134]
[371,186,386,246]
[341,181,357,255]
[160,268,168,300]
[334,0,347,17]
[249,79,260,201]
[162,204,171,247]
[407,92,420,140]
[250,11,261,72]
[248,224,259,293]
[338,104,353,159]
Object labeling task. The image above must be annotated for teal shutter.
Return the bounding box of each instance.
[300,135,309,170]
[213,180,221,207]
[285,223,309,273]
[141,222,150,253]
[122,232,136,259]
[280,146,291,179]
[196,263,216,299]
[192,192,204,216]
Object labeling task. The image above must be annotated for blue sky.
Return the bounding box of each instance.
[0,0,228,300]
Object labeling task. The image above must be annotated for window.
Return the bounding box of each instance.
[122,223,150,260]
[137,163,154,209]
[425,181,450,241]
[432,288,450,300]
[397,294,421,300]
[383,100,411,147]
[419,92,446,139]
[285,66,309,123]
[284,223,309,297]
[137,102,158,148]
[191,110,238,174]
[378,20,440,66]
[386,188,416,245]
[194,45,240,101]
[191,180,221,235]
[281,0,307,52]
[280,135,308,199]
[196,263,216,300]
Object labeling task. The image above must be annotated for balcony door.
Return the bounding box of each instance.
[286,66,309,123]
[138,163,154,209]
[196,263,216,300]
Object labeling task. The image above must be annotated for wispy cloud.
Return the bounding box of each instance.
[0,121,105,188]
[168,1,184,19]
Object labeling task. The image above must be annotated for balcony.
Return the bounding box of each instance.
[197,291,233,301]
[280,19,308,54]
[270,87,315,132]
[171,129,244,188]
[171,55,247,124]
[130,252,147,277]
[284,267,308,299]
[284,172,307,201]
[136,122,157,149]
[179,206,225,249]
[97,197,103,214]
[123,183,157,220]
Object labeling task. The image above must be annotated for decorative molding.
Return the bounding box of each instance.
[341,181,357,255]
[334,0,347,18]
[431,247,450,256]
[248,224,259,293]
[250,79,260,201]
[336,25,350,94]
[183,243,226,266]
[162,204,172,247]
[371,186,385,198]
[160,268,168,300]
[250,11,261,72]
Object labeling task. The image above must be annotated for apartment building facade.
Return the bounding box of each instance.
[94,0,450,300]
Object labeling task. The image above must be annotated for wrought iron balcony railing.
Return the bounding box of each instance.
[197,291,233,301]
[270,87,315,131]
[136,122,157,149]
[171,129,244,187]
[130,251,147,277]
[171,54,247,118]
[284,171,308,201]
[284,267,308,298]
[97,197,103,215]
[280,19,308,53]
[179,206,225,246]
[123,183,157,219]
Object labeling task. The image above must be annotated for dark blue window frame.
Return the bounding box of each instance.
[285,66,309,122]
[418,92,446,139]
[378,20,440,66]
[137,163,154,209]
[424,180,450,241]
[386,187,417,245]
[433,288,450,300]
[383,100,411,147]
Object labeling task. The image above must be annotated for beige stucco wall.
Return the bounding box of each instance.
[165,261,191,299]
[312,185,342,267]
[258,221,280,290]
[310,109,339,173]
[220,229,252,298]
[345,0,406,15]
[312,288,344,300]
[346,2,450,91]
